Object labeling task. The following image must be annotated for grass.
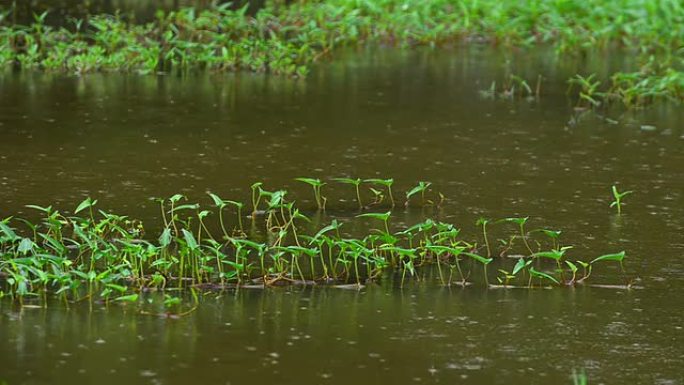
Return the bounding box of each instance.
[0,178,632,306]
[0,0,682,106]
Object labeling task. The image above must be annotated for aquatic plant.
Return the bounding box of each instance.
[463,251,493,286]
[476,217,492,258]
[0,179,632,306]
[405,181,432,207]
[568,74,603,109]
[499,217,534,256]
[295,177,327,210]
[610,186,632,215]
[364,178,395,207]
[334,177,364,209]
[356,212,392,236]
[0,0,682,105]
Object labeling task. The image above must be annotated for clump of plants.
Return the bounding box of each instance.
[0,0,682,105]
[0,178,634,308]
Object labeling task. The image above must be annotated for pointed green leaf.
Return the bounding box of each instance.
[591,251,625,264]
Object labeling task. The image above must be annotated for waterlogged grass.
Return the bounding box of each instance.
[0,178,634,309]
[0,0,682,105]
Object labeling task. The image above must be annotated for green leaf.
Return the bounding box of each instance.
[565,260,578,273]
[224,200,244,209]
[106,283,127,293]
[529,267,559,284]
[181,229,199,250]
[405,181,431,199]
[295,177,324,187]
[532,250,565,261]
[17,238,34,255]
[158,228,172,248]
[333,177,361,185]
[0,221,19,241]
[75,197,97,214]
[364,178,393,186]
[463,252,493,265]
[512,258,528,275]
[25,204,52,213]
[170,204,199,212]
[208,192,226,208]
[312,219,342,240]
[356,212,391,221]
[533,229,561,239]
[499,217,528,225]
[591,251,625,264]
[114,294,139,302]
[577,260,590,268]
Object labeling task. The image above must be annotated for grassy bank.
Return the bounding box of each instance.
[0,0,682,106]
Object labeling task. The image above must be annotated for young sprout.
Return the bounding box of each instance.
[364,178,395,207]
[532,229,562,251]
[250,182,263,217]
[576,260,592,283]
[74,197,98,222]
[475,217,491,258]
[295,177,327,210]
[462,251,493,286]
[532,246,572,282]
[381,246,418,287]
[610,186,632,215]
[513,257,532,276]
[422,245,443,285]
[208,192,230,239]
[500,217,534,256]
[591,251,626,272]
[565,260,578,285]
[356,212,392,235]
[497,269,516,286]
[405,181,432,207]
[224,200,245,234]
[567,73,602,109]
[528,267,559,287]
[334,178,363,209]
[369,187,384,205]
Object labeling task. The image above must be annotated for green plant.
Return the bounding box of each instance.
[462,251,493,286]
[364,178,395,207]
[0,178,632,306]
[334,178,363,209]
[610,186,632,215]
[500,217,534,256]
[572,369,588,385]
[405,181,432,207]
[356,212,392,235]
[568,74,603,108]
[295,177,327,210]
[476,217,491,257]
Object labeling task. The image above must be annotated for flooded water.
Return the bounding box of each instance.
[1,47,683,384]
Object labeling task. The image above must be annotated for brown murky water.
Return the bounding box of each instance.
[1,47,683,384]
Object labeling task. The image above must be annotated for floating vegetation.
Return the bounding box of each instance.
[0,0,682,105]
[0,178,634,307]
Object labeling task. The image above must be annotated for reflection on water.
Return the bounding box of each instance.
[0,47,683,384]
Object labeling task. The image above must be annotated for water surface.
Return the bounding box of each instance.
[1,47,683,384]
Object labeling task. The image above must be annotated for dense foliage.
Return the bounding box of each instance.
[0,0,682,103]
